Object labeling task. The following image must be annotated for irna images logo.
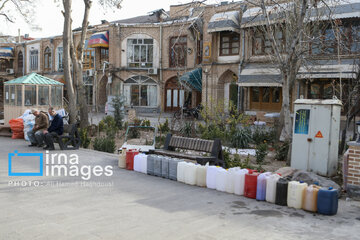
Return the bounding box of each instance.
[8,150,113,180]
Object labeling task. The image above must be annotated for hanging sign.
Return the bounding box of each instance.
[315,131,323,138]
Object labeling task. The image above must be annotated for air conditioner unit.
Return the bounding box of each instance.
[86,69,94,76]
[6,68,14,74]
[148,68,158,75]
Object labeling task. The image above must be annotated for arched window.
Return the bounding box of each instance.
[44,47,52,71]
[124,76,157,107]
[18,51,23,71]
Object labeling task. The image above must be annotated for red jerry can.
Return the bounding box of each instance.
[244,172,260,199]
[126,149,139,170]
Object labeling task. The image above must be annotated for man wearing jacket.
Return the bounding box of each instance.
[43,108,64,150]
[27,109,49,147]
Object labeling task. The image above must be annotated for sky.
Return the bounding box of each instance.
[1,0,222,38]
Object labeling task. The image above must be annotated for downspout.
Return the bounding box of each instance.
[159,24,163,112]
[237,29,245,112]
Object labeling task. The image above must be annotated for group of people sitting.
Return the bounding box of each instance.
[27,107,64,150]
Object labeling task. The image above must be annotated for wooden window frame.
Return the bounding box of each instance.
[44,47,52,71]
[250,87,282,111]
[220,32,240,56]
[169,36,187,67]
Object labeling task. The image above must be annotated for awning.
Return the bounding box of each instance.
[241,3,292,28]
[308,1,360,21]
[298,59,359,79]
[238,64,282,87]
[88,31,109,48]
[0,47,14,58]
[207,11,240,33]
[179,68,202,91]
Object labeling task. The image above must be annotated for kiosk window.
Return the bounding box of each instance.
[294,109,310,134]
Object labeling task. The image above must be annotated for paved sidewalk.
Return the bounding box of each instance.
[0,137,359,240]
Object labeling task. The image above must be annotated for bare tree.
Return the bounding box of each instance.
[243,0,349,163]
[62,0,121,128]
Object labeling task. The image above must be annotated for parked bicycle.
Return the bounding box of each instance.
[173,104,202,120]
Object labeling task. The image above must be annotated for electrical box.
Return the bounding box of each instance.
[291,99,342,177]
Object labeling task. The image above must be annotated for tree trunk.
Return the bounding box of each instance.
[282,78,293,165]
[62,0,77,124]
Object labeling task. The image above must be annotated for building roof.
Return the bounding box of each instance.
[112,14,164,24]
[4,73,64,85]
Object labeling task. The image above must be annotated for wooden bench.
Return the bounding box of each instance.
[55,124,81,150]
[152,133,224,166]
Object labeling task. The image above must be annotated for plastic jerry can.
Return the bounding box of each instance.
[118,148,127,168]
[154,155,163,177]
[206,166,219,189]
[244,173,260,199]
[317,187,338,215]
[177,161,187,183]
[196,164,208,187]
[126,149,139,171]
[287,181,308,209]
[225,168,240,194]
[140,154,148,174]
[216,168,228,192]
[266,174,281,203]
[169,158,181,181]
[184,163,197,185]
[302,185,321,212]
[256,172,272,201]
[161,157,170,179]
[147,155,156,176]
[234,169,249,195]
[133,153,144,173]
[275,178,289,206]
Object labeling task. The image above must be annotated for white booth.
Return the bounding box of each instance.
[291,99,342,177]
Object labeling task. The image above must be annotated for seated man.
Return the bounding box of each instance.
[27,109,49,147]
[43,107,64,150]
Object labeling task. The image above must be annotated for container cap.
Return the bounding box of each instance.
[314,182,319,185]
[329,187,333,190]
[300,180,304,183]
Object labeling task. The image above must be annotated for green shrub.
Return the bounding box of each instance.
[93,137,116,153]
[155,135,166,149]
[230,127,252,149]
[158,118,170,135]
[99,115,118,138]
[180,121,194,137]
[255,143,268,165]
[141,119,151,127]
[275,141,290,161]
[252,126,276,145]
[79,128,91,149]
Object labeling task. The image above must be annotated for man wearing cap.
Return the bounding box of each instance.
[27,109,49,147]
[43,107,64,150]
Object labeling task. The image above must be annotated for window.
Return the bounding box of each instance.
[51,86,62,106]
[220,32,239,56]
[10,85,15,105]
[308,80,341,100]
[5,85,9,104]
[250,87,282,111]
[124,76,157,107]
[84,76,93,105]
[0,59,11,72]
[252,27,284,55]
[83,49,95,70]
[127,39,153,68]
[170,36,187,67]
[25,85,36,106]
[311,22,360,55]
[38,86,49,105]
[30,49,39,71]
[57,47,63,72]
[16,85,22,106]
[18,51,23,71]
[100,47,109,62]
[44,47,52,71]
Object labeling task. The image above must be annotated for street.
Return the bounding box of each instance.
[0,137,359,240]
